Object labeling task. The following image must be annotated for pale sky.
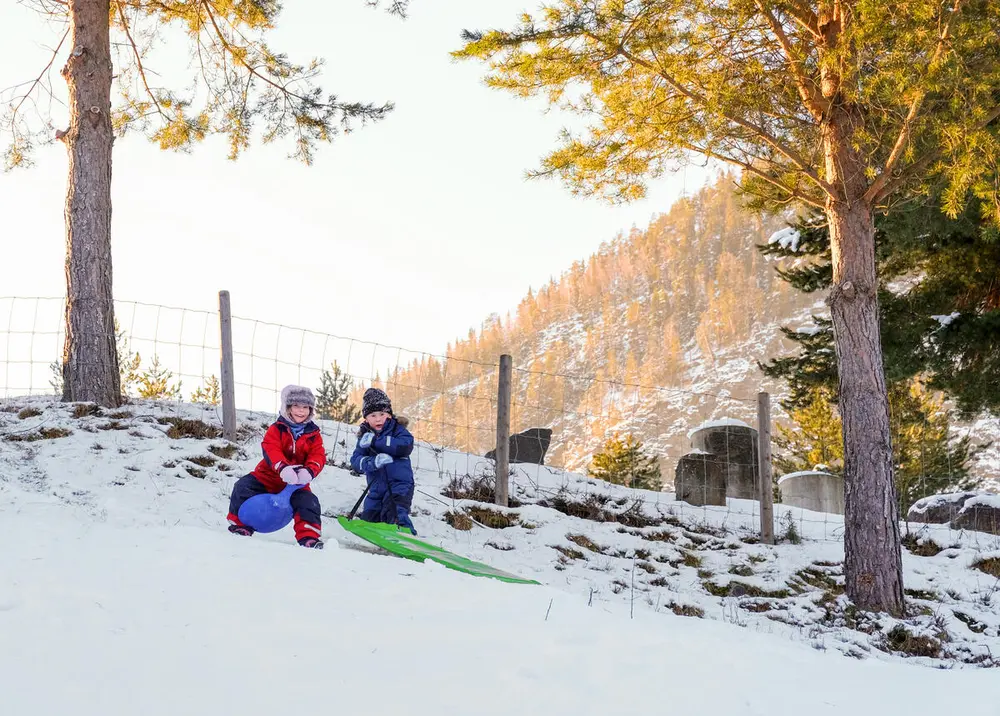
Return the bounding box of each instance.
[1,1,713,366]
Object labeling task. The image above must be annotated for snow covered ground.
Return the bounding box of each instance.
[2,397,1000,715]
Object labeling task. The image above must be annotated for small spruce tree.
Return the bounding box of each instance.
[315,362,361,424]
[136,356,181,401]
[776,382,978,514]
[889,381,979,514]
[190,375,221,406]
[774,387,845,476]
[116,321,142,398]
[588,433,662,491]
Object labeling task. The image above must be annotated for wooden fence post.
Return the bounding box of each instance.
[757,391,775,544]
[494,354,512,507]
[219,290,237,442]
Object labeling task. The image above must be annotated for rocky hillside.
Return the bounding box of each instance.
[370,173,819,478]
[358,173,998,490]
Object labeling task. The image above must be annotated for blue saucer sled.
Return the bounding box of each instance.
[237,484,302,533]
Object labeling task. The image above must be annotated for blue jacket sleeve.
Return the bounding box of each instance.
[350,427,372,473]
[350,446,368,473]
[373,424,413,458]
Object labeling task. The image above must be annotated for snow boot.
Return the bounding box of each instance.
[229,524,254,537]
[298,537,324,549]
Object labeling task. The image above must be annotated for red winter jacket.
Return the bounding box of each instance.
[251,417,326,492]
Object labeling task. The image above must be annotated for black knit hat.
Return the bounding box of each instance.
[362,387,392,417]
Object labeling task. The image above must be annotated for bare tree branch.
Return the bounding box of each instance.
[677,139,827,210]
[9,27,69,124]
[113,0,169,123]
[365,0,408,17]
[200,0,304,102]
[16,0,68,16]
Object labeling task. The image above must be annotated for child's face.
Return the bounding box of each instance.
[288,404,311,423]
[365,411,390,431]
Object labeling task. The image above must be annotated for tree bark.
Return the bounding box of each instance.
[60,0,121,407]
[814,2,904,616]
[823,117,905,616]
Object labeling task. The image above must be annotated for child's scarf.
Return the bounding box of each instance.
[281,416,308,439]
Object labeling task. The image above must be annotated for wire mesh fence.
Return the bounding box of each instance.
[2,294,997,547]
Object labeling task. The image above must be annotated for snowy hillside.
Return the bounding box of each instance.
[381,174,817,477]
[2,396,1000,714]
[373,174,998,492]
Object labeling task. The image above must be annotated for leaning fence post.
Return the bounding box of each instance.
[757,391,775,544]
[219,290,237,442]
[494,354,513,507]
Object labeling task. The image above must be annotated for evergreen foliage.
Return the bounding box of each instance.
[136,356,181,400]
[588,433,662,491]
[454,0,1000,612]
[316,362,361,424]
[190,375,221,405]
[776,383,979,513]
[4,0,410,168]
[455,2,1000,216]
[759,198,1000,417]
[116,321,143,398]
[774,387,844,476]
[888,381,978,513]
[4,1,411,408]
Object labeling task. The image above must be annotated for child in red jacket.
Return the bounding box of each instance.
[226,384,327,548]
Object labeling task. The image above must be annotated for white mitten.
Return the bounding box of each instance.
[280,465,300,484]
[295,468,313,484]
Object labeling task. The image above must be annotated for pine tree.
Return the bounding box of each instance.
[136,356,181,400]
[315,362,361,424]
[190,375,221,406]
[774,387,845,476]
[115,321,142,398]
[456,0,1000,615]
[4,0,410,407]
[776,383,978,514]
[889,381,978,516]
[588,433,662,491]
[760,198,1000,417]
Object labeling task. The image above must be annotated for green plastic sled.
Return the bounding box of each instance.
[336,516,540,586]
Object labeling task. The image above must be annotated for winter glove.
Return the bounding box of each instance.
[374,453,393,468]
[358,432,374,449]
[279,465,300,484]
[294,468,314,484]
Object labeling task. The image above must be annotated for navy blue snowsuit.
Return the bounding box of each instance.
[350,417,416,534]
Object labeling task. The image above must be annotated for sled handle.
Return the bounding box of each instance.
[346,484,371,520]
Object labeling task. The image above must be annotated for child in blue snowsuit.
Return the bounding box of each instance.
[350,388,417,534]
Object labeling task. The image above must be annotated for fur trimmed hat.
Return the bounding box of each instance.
[362,387,392,417]
[280,384,316,421]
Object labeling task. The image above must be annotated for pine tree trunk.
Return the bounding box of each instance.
[824,128,905,616]
[60,0,121,407]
